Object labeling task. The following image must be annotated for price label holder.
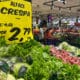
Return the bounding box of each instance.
[0,0,33,44]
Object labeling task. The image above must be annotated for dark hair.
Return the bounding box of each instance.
[44,28,53,33]
[40,20,47,28]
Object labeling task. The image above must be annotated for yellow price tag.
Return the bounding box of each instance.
[0,0,33,44]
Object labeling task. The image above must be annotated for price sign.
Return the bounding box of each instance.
[0,0,33,44]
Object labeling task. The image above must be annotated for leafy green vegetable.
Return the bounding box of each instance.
[0,37,7,47]
[59,41,80,56]
[17,78,24,80]
[0,38,80,80]
[0,60,10,73]
[0,70,7,80]
[12,63,30,78]
[7,74,16,80]
[26,55,33,65]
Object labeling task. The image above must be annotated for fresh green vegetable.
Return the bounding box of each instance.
[17,78,24,80]
[0,38,80,80]
[59,41,80,56]
[0,70,7,80]
[0,37,7,47]
[0,60,9,73]
[7,74,16,80]
[26,55,33,65]
[12,63,30,78]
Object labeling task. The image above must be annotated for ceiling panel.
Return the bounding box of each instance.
[32,0,80,17]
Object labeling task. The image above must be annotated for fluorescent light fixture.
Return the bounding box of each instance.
[58,0,67,4]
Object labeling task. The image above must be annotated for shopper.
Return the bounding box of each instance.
[39,20,47,43]
[44,28,54,39]
[44,28,55,45]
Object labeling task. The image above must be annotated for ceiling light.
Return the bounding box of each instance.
[58,0,66,4]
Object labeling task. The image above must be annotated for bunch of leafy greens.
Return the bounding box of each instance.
[0,37,7,47]
[0,37,80,80]
[58,41,80,56]
[23,44,80,80]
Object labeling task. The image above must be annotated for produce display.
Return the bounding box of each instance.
[50,46,80,65]
[60,33,80,47]
[58,42,80,56]
[0,38,80,80]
